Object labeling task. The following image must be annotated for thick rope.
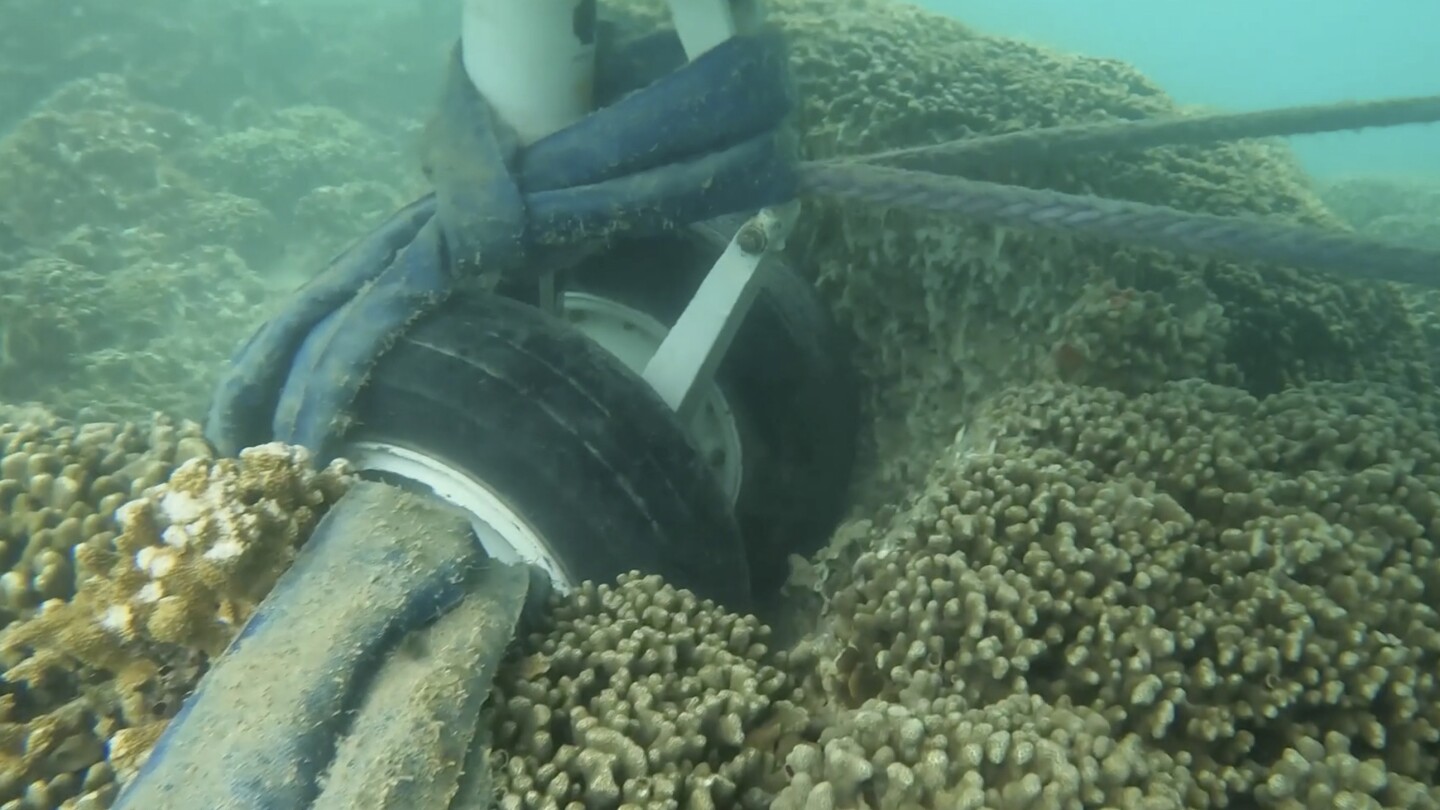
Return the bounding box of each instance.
[838,95,1440,172]
[798,162,1440,288]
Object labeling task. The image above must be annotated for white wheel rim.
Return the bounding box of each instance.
[342,440,575,592]
[560,291,745,505]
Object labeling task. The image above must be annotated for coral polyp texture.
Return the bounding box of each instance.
[752,0,1430,504]
[1,0,1439,808]
[0,408,351,808]
[781,380,1440,808]
[486,574,804,810]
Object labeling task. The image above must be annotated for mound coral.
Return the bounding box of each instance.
[1,0,1439,808]
[631,0,1431,503]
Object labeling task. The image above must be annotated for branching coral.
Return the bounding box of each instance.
[486,574,806,810]
[603,0,1437,505]
[1,2,1438,809]
[784,380,1440,808]
[0,409,350,808]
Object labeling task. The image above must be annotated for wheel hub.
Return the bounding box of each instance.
[341,440,575,592]
[559,291,746,506]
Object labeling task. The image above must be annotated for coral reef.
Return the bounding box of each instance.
[621,0,1433,504]
[0,407,206,807]
[9,0,1428,432]
[1316,174,1440,362]
[487,574,804,810]
[1319,174,1440,252]
[7,376,1440,809]
[0,75,206,254]
[0,245,270,421]
[0,75,267,420]
[174,104,406,220]
[0,73,411,420]
[777,380,1440,808]
[0,407,350,808]
[1,0,1439,808]
[0,0,452,132]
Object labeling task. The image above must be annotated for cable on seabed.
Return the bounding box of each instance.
[797,94,1440,287]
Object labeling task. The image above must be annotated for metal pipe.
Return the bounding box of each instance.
[460,0,597,145]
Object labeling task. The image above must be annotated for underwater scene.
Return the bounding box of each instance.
[1,0,1439,807]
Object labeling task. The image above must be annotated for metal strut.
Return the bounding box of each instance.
[460,0,797,424]
[642,0,799,424]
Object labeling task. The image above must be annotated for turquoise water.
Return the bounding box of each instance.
[928,0,1440,178]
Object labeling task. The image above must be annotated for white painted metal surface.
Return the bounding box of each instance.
[461,0,596,144]
[343,440,576,591]
[561,292,746,503]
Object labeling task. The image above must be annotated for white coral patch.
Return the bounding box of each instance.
[203,537,246,562]
[136,546,177,578]
[100,604,135,636]
[159,488,204,526]
[136,581,164,604]
[113,499,146,532]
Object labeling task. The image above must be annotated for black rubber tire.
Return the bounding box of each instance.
[351,292,753,611]
[563,216,861,596]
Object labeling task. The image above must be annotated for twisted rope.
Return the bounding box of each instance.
[839,94,1440,172]
[798,162,1440,288]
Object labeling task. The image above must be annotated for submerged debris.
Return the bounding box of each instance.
[0,0,1438,809]
[0,410,349,808]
